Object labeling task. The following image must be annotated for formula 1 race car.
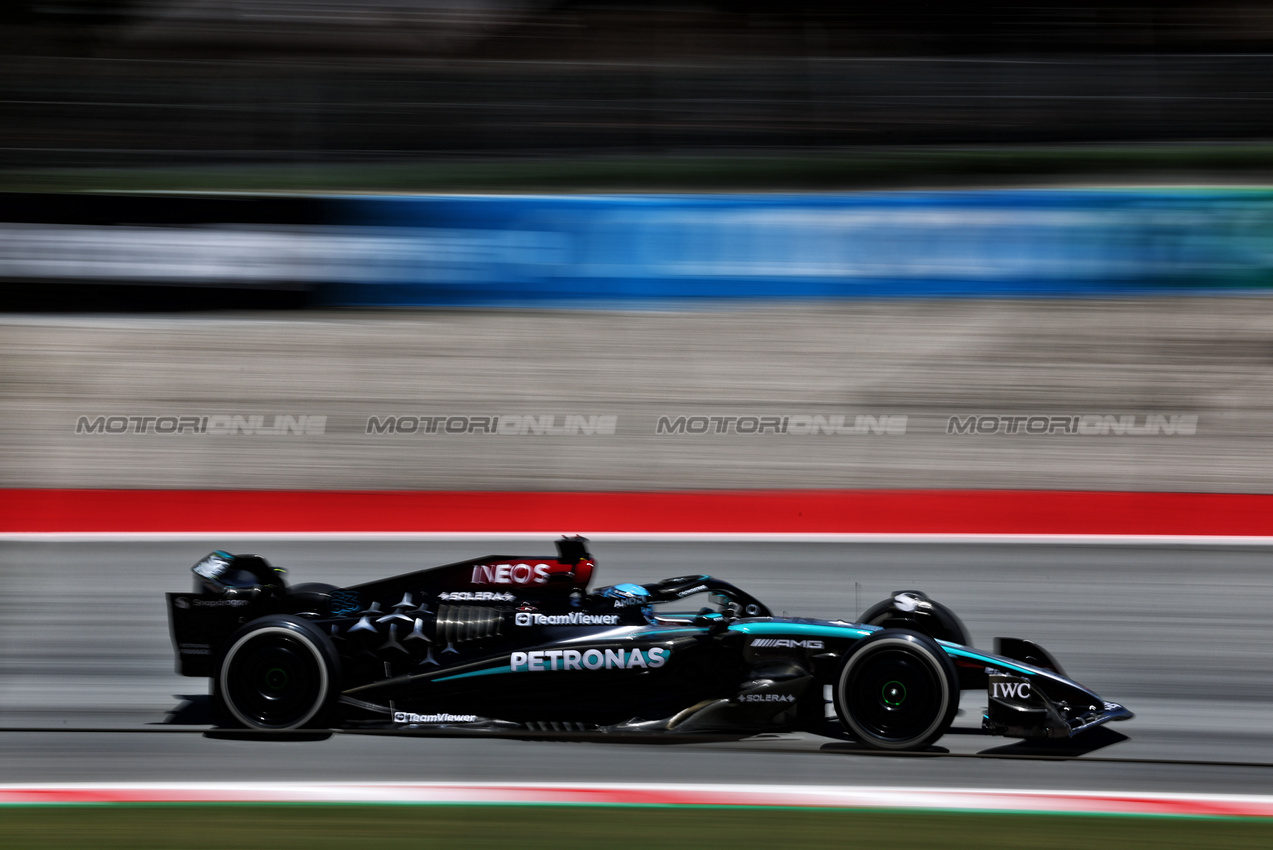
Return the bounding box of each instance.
[166,537,1132,750]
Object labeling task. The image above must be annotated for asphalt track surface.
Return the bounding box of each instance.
[2,539,1271,795]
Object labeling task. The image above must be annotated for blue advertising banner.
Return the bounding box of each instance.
[5,190,1272,306]
[317,189,1273,306]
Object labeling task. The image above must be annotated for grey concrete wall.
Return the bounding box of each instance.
[3,299,1271,491]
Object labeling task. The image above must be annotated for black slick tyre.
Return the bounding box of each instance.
[858,592,971,647]
[214,615,339,730]
[834,629,959,751]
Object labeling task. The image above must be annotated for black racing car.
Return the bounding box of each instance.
[166,537,1132,750]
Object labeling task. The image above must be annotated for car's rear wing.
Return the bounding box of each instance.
[166,591,262,677]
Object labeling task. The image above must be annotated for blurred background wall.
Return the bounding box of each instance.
[8,2,1273,168]
[5,2,1273,495]
[4,299,1269,492]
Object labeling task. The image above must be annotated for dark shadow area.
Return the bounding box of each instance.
[976,727,1131,758]
[819,742,951,756]
[163,694,334,740]
[159,694,215,726]
[342,727,750,746]
[0,282,311,312]
[203,729,334,742]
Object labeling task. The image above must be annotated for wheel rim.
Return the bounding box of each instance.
[881,680,907,707]
[841,640,948,747]
[221,628,328,729]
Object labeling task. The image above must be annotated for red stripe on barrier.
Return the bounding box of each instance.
[3,489,1273,536]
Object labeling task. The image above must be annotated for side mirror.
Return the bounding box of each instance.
[694,611,731,635]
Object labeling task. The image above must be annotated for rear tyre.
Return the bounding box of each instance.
[834,629,959,750]
[214,615,339,730]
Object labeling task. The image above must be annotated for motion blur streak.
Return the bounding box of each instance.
[6,191,1273,303]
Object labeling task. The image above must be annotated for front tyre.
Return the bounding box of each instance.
[834,629,958,751]
[858,591,971,647]
[215,615,339,730]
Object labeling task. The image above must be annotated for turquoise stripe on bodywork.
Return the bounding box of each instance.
[942,646,1040,677]
[733,622,1049,678]
[436,666,511,682]
[728,621,876,640]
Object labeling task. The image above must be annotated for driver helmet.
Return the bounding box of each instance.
[597,583,653,621]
